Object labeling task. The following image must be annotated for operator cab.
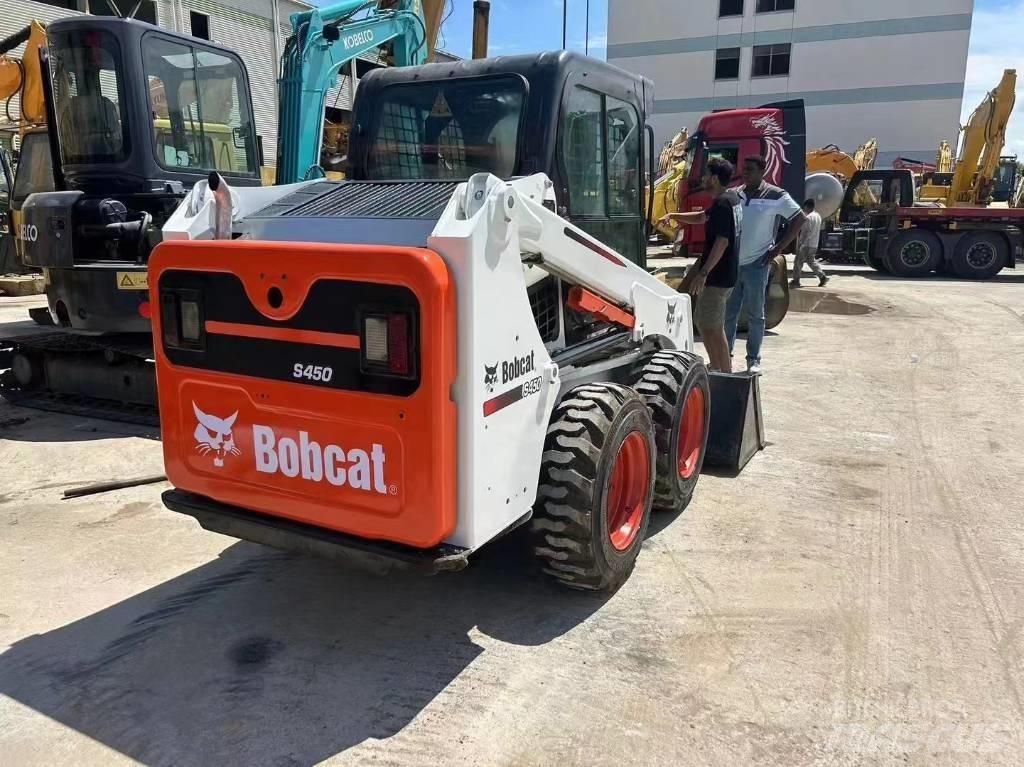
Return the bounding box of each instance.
[839,170,915,223]
[348,51,654,266]
[46,17,261,192]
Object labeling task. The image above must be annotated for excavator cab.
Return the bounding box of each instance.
[20,16,261,334]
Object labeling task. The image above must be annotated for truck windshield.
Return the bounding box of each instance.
[366,77,525,181]
[50,29,129,164]
[143,36,258,177]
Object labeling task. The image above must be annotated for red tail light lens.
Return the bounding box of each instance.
[387,314,409,375]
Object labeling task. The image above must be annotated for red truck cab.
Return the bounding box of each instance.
[674,100,806,255]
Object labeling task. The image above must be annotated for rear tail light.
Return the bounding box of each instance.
[160,289,205,350]
[360,311,414,378]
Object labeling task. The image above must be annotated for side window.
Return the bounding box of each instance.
[563,87,605,216]
[12,133,54,203]
[143,36,257,176]
[606,96,640,216]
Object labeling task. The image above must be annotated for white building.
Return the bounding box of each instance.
[1,0,387,166]
[607,0,974,167]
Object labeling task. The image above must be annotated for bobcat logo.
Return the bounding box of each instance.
[484,363,499,393]
[193,402,241,468]
[666,302,677,329]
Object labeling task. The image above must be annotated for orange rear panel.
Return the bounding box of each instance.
[150,240,457,548]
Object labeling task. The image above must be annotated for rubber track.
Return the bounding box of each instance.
[531,383,637,591]
[633,351,701,510]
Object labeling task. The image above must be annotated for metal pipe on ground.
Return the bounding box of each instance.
[472,1,490,59]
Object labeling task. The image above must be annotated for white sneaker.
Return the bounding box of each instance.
[748,361,762,375]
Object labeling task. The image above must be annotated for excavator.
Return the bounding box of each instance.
[1,2,449,422]
[805,138,876,181]
[0,21,49,266]
[919,69,1017,207]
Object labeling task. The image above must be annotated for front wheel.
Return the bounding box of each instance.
[531,384,657,591]
[634,351,710,512]
[884,229,942,277]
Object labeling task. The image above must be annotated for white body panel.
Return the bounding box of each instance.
[428,174,693,549]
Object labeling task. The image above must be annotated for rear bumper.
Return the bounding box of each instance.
[163,489,470,574]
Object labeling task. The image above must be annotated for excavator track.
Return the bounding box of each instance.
[0,330,159,427]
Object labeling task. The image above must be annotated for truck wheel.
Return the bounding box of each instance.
[864,248,888,273]
[634,351,710,512]
[884,229,942,277]
[532,384,656,591]
[951,232,1007,280]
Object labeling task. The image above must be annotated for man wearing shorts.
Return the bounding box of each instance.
[659,157,741,373]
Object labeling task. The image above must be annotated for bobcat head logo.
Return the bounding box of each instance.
[666,302,677,329]
[193,402,241,468]
[484,363,499,393]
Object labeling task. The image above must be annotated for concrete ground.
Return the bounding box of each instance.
[2,263,1024,766]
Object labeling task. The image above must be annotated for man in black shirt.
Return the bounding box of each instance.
[659,158,742,372]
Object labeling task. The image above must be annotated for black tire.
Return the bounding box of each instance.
[634,351,710,512]
[531,384,656,591]
[864,247,888,273]
[884,229,942,277]
[951,231,1008,280]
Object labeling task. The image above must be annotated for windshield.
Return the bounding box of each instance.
[144,36,257,176]
[366,77,526,181]
[50,29,128,164]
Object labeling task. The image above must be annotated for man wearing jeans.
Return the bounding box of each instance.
[725,156,806,374]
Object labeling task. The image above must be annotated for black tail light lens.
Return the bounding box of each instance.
[160,289,205,351]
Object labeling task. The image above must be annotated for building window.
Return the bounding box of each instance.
[719,0,744,16]
[756,0,795,12]
[752,43,791,77]
[190,11,211,40]
[715,48,741,80]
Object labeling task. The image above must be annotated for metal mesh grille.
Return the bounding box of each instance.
[529,278,561,344]
[261,181,460,220]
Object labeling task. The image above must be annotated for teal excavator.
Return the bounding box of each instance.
[276,0,447,184]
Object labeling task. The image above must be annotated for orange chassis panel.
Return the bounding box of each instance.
[150,240,457,549]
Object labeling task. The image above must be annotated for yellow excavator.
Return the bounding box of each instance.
[0,21,48,268]
[805,138,877,181]
[649,126,690,248]
[920,69,1017,207]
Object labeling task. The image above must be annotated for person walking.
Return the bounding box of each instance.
[791,199,829,288]
[659,158,742,373]
[725,156,807,375]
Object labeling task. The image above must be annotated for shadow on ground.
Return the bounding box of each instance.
[0,404,159,443]
[0,530,609,766]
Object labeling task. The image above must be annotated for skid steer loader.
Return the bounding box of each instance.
[153,52,712,591]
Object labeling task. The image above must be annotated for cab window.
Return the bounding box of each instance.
[143,36,257,176]
[12,133,55,203]
[49,29,128,164]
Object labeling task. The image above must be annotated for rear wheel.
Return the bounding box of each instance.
[951,231,1007,280]
[634,351,710,512]
[884,229,942,277]
[531,384,656,591]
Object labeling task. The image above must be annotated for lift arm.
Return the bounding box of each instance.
[276,0,430,185]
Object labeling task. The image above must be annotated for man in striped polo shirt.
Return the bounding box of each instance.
[724,156,807,375]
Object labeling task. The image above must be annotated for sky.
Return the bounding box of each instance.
[426,0,1022,157]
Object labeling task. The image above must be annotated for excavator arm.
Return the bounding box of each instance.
[0,20,47,131]
[950,68,1017,206]
[276,0,432,185]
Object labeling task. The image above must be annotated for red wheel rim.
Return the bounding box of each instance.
[606,431,651,551]
[677,386,705,480]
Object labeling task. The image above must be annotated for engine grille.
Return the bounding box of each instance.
[529,278,561,344]
[255,181,460,220]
